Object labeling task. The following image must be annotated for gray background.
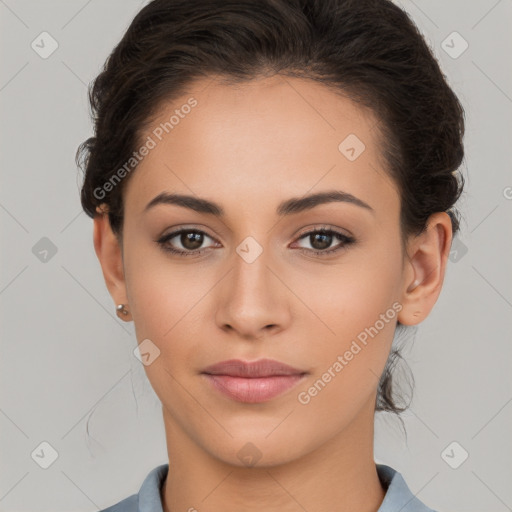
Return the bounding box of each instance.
[1,1,511,511]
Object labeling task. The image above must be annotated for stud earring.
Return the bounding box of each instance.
[116,304,130,320]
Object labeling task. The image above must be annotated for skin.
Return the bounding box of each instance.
[93,75,452,512]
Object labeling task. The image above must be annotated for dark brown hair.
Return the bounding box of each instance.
[76,0,465,419]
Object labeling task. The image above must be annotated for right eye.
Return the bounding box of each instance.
[157,228,220,256]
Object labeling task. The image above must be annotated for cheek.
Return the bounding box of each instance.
[292,284,401,437]
[122,238,218,395]
[122,234,205,339]
[301,242,403,343]
[122,244,207,410]
[292,239,403,400]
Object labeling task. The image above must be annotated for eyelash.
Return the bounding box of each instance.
[156,226,356,258]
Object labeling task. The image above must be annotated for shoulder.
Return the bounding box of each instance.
[97,463,169,512]
[376,464,439,512]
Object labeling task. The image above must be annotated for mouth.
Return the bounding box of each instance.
[201,358,308,403]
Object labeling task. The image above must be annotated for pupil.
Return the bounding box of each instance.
[182,232,203,250]
[312,233,331,250]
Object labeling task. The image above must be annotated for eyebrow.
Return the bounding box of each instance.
[143,190,374,216]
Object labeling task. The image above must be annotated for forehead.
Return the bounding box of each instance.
[124,75,398,218]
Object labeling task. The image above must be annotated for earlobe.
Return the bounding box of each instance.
[93,208,129,313]
[397,212,453,326]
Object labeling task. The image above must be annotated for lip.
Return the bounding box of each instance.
[201,358,308,403]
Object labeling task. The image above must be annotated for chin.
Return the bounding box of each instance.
[198,424,313,469]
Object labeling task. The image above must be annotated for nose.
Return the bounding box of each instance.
[215,248,291,340]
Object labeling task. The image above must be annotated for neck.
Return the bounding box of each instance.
[161,396,386,512]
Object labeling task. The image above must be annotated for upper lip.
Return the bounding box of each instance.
[201,358,306,378]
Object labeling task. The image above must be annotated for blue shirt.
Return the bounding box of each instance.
[99,463,437,512]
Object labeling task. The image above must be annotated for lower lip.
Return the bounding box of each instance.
[203,374,306,403]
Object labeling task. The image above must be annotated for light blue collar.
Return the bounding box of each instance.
[101,462,437,512]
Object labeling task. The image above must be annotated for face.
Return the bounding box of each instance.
[95,74,448,468]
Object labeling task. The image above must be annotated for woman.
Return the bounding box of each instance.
[77,0,465,510]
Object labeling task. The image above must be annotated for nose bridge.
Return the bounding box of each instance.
[232,240,273,295]
[216,236,290,337]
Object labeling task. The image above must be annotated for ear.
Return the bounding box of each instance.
[397,212,453,326]
[93,205,132,321]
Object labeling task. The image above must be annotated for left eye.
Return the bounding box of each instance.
[157,227,355,257]
[293,228,355,255]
